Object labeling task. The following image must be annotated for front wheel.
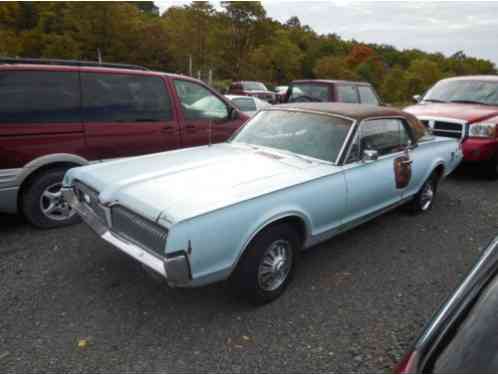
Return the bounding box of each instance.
[22,168,81,229]
[230,224,300,305]
[411,173,438,213]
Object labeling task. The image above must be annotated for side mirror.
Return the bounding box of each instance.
[413,94,421,103]
[362,149,379,162]
[229,107,239,120]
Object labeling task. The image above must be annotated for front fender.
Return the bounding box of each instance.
[170,199,313,288]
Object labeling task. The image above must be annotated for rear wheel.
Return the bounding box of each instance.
[411,172,439,213]
[22,168,81,229]
[230,223,300,305]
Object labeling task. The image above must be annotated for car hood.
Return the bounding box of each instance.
[404,103,498,123]
[66,143,338,224]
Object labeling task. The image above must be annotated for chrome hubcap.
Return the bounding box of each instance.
[40,182,76,221]
[258,239,292,292]
[420,181,434,211]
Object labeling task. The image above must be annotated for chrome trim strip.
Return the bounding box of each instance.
[62,187,167,277]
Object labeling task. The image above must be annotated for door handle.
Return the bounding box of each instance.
[185,124,196,131]
[401,159,413,166]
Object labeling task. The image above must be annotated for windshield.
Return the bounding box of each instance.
[424,80,498,106]
[289,83,329,102]
[242,81,267,91]
[232,110,353,163]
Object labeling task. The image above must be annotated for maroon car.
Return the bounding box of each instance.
[227,81,276,103]
[405,76,498,178]
[284,79,382,105]
[0,58,248,228]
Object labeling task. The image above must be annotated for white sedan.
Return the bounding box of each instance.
[225,95,271,117]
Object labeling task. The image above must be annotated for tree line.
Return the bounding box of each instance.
[1,1,496,103]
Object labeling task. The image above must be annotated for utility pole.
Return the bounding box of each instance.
[97,48,102,64]
[188,55,192,76]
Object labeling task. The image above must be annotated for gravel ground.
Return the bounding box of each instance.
[1,165,497,373]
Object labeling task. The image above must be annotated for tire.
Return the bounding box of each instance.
[230,223,300,305]
[411,172,439,213]
[483,156,498,180]
[22,168,81,229]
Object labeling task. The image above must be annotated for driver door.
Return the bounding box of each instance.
[342,118,413,224]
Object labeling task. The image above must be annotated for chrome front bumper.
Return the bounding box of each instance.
[62,187,191,286]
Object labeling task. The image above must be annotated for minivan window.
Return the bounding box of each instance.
[358,86,379,105]
[81,73,172,122]
[336,85,359,103]
[0,71,80,123]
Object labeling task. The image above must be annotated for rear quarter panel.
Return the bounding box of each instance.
[407,137,461,197]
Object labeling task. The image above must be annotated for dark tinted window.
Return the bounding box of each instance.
[336,85,359,103]
[358,86,379,105]
[81,73,171,122]
[0,71,80,123]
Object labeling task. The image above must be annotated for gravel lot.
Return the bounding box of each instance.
[1,165,497,373]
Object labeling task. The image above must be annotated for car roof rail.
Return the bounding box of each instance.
[0,57,149,71]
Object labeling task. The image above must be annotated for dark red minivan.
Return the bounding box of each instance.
[0,58,248,228]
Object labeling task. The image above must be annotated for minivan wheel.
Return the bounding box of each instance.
[22,168,81,229]
[230,223,300,305]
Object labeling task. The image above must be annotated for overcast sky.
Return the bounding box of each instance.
[155,1,498,66]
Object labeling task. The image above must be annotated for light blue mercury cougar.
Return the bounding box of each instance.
[62,103,463,304]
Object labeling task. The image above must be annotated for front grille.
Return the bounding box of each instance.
[111,205,168,256]
[73,181,107,224]
[420,119,465,140]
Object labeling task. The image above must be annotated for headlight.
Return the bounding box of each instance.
[469,123,497,138]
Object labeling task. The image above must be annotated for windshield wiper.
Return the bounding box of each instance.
[423,99,447,103]
[448,100,490,106]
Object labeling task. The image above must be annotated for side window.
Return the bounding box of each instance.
[289,84,329,102]
[81,73,172,122]
[0,71,80,123]
[336,85,359,103]
[361,119,408,156]
[174,80,228,121]
[358,86,380,105]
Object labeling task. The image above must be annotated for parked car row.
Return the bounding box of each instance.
[227,76,498,178]
[0,58,496,309]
